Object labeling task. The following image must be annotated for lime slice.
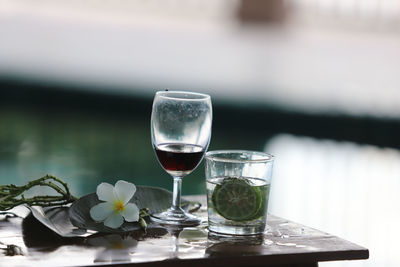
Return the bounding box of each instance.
[212,178,262,221]
[251,185,269,220]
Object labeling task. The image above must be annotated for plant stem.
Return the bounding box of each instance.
[0,174,77,211]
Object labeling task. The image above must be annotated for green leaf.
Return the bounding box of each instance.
[68,185,196,233]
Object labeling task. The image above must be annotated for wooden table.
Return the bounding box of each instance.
[0,196,368,267]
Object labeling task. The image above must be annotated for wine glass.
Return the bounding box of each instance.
[151,90,212,226]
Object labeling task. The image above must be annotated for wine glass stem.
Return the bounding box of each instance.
[172,176,183,212]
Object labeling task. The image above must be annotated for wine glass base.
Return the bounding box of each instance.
[150,208,201,227]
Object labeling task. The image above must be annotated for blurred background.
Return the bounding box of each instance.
[1,0,400,266]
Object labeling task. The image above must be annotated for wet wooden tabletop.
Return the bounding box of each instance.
[0,195,368,267]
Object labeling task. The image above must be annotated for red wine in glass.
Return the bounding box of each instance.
[155,143,204,177]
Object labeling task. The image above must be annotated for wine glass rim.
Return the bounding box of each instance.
[205,150,274,163]
[155,90,210,101]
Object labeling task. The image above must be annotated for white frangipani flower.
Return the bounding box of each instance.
[90,180,139,228]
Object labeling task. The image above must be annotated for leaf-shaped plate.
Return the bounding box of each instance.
[28,206,87,237]
[69,185,197,233]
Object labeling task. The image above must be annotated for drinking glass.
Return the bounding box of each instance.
[205,150,274,235]
[151,90,212,226]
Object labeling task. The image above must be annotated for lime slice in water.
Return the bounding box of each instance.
[212,178,262,221]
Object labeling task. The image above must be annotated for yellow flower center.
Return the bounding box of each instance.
[114,200,125,212]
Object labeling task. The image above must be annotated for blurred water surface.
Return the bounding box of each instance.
[0,102,181,196]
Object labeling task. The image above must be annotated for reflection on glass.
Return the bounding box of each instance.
[206,232,264,258]
[88,234,137,263]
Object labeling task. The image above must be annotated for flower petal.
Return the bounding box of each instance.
[114,180,136,204]
[104,213,124,228]
[120,203,139,222]
[90,202,114,221]
[97,182,118,202]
